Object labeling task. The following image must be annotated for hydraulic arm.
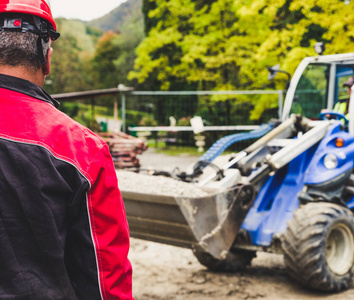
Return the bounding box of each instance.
[123,117,333,260]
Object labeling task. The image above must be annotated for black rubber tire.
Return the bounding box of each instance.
[282,202,354,292]
[193,248,256,272]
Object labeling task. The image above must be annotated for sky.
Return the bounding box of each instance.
[51,0,127,22]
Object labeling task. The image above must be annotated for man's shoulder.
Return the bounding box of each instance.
[53,109,107,152]
[41,110,111,176]
[0,89,109,172]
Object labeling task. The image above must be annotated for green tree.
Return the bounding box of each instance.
[130,0,354,120]
[44,18,97,94]
[91,17,144,89]
[114,8,145,87]
[91,31,121,89]
[142,0,157,36]
[44,34,92,94]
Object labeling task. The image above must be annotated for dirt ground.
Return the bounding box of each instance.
[129,238,354,300]
[127,149,354,300]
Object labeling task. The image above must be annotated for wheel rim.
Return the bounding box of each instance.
[325,223,354,275]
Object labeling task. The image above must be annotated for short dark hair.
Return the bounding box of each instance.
[0,13,50,72]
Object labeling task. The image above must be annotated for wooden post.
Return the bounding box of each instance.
[91,97,95,130]
[114,95,118,122]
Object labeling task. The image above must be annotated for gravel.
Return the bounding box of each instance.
[117,170,210,198]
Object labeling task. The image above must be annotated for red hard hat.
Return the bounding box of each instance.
[0,0,56,30]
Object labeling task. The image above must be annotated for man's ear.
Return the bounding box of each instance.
[42,47,53,76]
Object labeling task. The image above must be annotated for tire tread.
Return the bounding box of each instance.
[282,202,354,292]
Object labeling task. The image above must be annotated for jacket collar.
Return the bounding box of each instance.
[0,73,60,108]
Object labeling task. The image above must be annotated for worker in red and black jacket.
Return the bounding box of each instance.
[0,1,133,299]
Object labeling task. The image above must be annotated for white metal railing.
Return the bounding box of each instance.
[128,125,259,132]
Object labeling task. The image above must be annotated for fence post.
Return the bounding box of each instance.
[91,97,95,129]
[114,95,118,122]
[278,91,284,119]
[121,92,126,133]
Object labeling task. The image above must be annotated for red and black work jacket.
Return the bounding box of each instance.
[0,74,133,300]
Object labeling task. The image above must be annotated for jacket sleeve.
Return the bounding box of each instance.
[86,142,133,300]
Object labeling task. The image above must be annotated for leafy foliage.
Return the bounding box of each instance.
[91,28,144,90]
[46,0,354,129]
[91,31,121,89]
[46,0,144,94]
[44,18,97,94]
[130,0,354,119]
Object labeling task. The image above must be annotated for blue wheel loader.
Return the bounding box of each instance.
[121,52,354,292]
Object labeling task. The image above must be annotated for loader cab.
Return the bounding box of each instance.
[282,53,354,130]
[289,63,330,119]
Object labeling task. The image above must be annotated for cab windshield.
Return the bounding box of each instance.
[290,64,329,119]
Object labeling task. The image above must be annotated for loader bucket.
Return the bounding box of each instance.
[122,184,255,260]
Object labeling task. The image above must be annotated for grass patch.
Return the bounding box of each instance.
[147,140,204,156]
[146,140,236,157]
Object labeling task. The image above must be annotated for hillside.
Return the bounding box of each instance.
[88,0,143,33]
[54,18,101,55]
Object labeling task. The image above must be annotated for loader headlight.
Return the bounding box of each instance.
[324,153,338,169]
